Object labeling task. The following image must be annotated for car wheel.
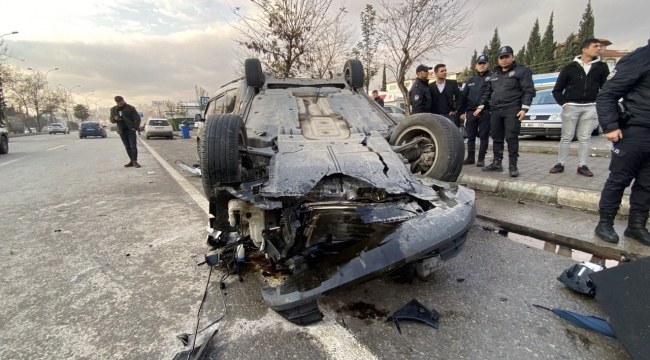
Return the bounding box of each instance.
[244,58,264,88]
[146,135,150,139]
[389,113,464,182]
[201,113,248,198]
[0,135,8,154]
[49,132,52,135]
[343,59,364,88]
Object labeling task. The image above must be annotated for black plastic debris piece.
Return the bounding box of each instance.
[54,229,62,232]
[277,300,323,325]
[385,298,440,334]
[556,205,564,209]
[497,229,508,236]
[206,233,227,249]
[172,329,218,360]
[533,304,616,338]
[517,200,525,205]
[456,278,465,283]
[126,253,131,257]
[204,253,221,267]
[557,262,604,296]
[176,333,192,346]
[500,297,508,302]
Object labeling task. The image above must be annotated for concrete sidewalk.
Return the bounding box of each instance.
[458,151,633,214]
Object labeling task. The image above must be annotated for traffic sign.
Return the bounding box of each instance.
[200,96,209,106]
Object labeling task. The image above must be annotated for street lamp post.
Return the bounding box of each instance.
[0,31,19,39]
[90,99,102,122]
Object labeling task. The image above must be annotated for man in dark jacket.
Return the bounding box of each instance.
[459,54,491,166]
[429,64,460,123]
[371,90,384,106]
[594,39,650,246]
[474,46,536,177]
[409,64,433,114]
[110,96,142,168]
[550,39,609,177]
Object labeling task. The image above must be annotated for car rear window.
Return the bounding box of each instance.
[51,124,63,127]
[81,123,99,128]
[148,120,169,126]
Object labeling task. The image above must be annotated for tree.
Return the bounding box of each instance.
[1,65,30,129]
[195,85,208,112]
[558,32,579,65]
[163,100,177,117]
[351,4,379,89]
[539,12,557,73]
[380,64,387,91]
[22,73,48,131]
[523,19,542,70]
[306,15,354,79]
[577,0,595,43]
[73,104,90,122]
[515,45,526,65]
[230,0,345,78]
[54,86,74,124]
[486,28,501,67]
[377,0,471,115]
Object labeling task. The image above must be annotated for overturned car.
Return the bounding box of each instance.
[197,59,476,324]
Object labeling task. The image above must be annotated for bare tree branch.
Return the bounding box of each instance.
[377,0,472,115]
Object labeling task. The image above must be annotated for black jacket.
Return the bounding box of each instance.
[597,39,650,132]
[110,104,141,134]
[409,78,432,114]
[552,58,609,106]
[429,79,460,114]
[478,62,536,111]
[459,71,491,112]
[373,96,385,107]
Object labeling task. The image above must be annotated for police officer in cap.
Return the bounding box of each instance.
[474,46,535,177]
[594,39,650,246]
[409,64,433,114]
[459,54,491,167]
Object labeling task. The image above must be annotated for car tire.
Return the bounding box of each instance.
[244,58,263,88]
[146,135,150,139]
[49,133,52,135]
[0,135,8,154]
[344,59,364,88]
[389,113,464,182]
[201,113,248,198]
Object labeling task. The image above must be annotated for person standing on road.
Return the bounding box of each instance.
[474,46,536,177]
[110,96,142,168]
[371,90,385,107]
[429,64,460,124]
[409,64,433,114]
[594,40,650,246]
[550,39,610,177]
[459,55,492,167]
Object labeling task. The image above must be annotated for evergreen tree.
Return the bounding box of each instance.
[577,0,595,43]
[523,19,542,72]
[380,64,387,92]
[540,12,557,73]
[482,44,490,62]
[559,32,579,64]
[516,45,526,65]
[351,4,380,89]
[470,49,478,70]
[487,28,501,67]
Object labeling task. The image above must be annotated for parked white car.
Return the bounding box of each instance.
[144,119,173,139]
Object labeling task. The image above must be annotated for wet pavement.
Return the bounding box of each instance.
[0,131,631,359]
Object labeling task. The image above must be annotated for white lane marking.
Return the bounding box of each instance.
[33,138,45,141]
[75,140,84,143]
[46,145,66,151]
[139,139,209,214]
[0,157,28,167]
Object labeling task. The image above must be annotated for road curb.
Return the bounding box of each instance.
[458,174,630,215]
[466,144,611,157]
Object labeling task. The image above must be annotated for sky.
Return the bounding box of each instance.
[1,0,648,108]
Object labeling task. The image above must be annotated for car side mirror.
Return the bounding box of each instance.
[195,114,204,122]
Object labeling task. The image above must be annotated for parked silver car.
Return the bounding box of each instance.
[0,124,8,154]
[48,123,69,135]
[384,106,406,121]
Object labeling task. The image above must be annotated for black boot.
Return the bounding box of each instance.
[482,157,503,172]
[509,159,519,177]
[476,152,486,167]
[463,152,475,165]
[595,211,619,243]
[624,211,650,246]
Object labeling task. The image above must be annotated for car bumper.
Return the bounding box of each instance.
[520,122,562,136]
[50,130,66,134]
[261,183,476,314]
[80,131,104,136]
[145,131,173,137]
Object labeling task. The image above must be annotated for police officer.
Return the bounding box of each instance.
[409,64,433,114]
[594,39,650,246]
[459,54,491,167]
[474,46,535,177]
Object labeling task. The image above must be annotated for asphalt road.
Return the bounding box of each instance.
[0,132,631,359]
